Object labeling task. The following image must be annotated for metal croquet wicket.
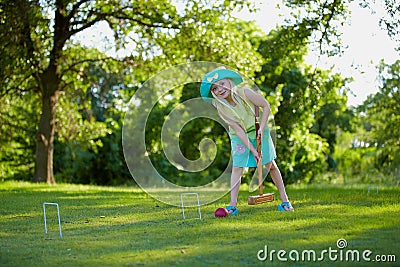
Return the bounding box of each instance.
[180,193,202,220]
[368,186,379,194]
[42,202,62,238]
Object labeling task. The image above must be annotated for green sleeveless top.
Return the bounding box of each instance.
[229,101,257,139]
[226,86,259,139]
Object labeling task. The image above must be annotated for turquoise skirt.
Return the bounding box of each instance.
[230,129,276,168]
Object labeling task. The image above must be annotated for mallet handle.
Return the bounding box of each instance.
[255,106,263,196]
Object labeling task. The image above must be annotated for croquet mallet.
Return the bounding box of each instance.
[248,106,274,205]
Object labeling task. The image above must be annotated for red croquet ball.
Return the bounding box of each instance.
[215,207,228,217]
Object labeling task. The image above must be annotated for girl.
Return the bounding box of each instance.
[200,67,294,214]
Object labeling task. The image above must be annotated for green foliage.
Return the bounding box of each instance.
[280,0,350,56]
[53,58,132,185]
[333,129,398,185]
[353,60,400,179]
[331,60,400,185]
[0,0,45,95]
[379,0,400,52]
[361,60,400,148]
[0,92,39,180]
[138,17,266,186]
[1,0,394,186]
[54,127,131,185]
[146,88,232,186]
[311,72,354,171]
[1,0,258,183]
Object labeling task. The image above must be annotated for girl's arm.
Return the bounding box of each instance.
[228,119,260,161]
[244,88,270,137]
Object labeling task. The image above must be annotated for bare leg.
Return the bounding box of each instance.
[264,160,294,210]
[229,166,243,208]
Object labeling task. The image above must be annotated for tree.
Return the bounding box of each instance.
[378,0,400,52]
[358,60,400,174]
[0,0,255,184]
[52,53,129,185]
[340,0,400,53]
[0,92,39,180]
[279,0,350,56]
[311,73,354,171]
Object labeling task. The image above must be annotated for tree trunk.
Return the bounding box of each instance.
[33,64,60,184]
[33,90,58,184]
[33,1,68,184]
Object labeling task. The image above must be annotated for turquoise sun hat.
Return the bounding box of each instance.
[200,67,243,101]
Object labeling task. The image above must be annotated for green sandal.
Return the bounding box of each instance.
[226,206,238,215]
[278,202,294,212]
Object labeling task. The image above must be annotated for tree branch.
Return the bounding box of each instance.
[318,0,342,52]
[68,6,179,38]
[0,72,39,99]
[60,56,117,78]
[0,111,37,135]
[67,0,91,21]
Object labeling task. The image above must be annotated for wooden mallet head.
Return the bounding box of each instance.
[248,192,274,205]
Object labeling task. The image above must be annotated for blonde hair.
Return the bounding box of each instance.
[211,80,255,127]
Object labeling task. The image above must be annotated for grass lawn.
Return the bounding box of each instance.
[0,181,399,267]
